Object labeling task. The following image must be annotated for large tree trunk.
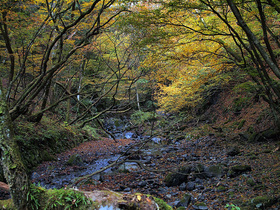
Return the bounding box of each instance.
[0,80,29,209]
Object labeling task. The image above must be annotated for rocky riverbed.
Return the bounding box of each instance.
[29,133,280,209]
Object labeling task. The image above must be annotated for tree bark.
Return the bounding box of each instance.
[226,0,280,79]
[0,80,29,209]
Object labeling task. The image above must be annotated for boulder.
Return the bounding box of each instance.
[227,165,251,178]
[66,154,83,166]
[192,164,207,179]
[164,166,191,187]
[177,193,193,208]
[204,165,225,178]
[186,182,196,191]
[227,146,240,156]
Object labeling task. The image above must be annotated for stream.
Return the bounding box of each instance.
[31,118,163,189]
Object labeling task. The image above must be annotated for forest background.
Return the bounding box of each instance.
[1,0,280,209]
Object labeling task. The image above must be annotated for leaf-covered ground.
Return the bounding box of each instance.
[30,134,280,209]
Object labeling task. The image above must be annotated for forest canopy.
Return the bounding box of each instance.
[1,0,280,208]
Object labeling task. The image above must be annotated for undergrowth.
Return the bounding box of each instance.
[43,188,95,210]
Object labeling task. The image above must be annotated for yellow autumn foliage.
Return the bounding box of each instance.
[136,0,257,112]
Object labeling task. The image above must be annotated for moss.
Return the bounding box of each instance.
[194,201,207,207]
[9,117,85,174]
[253,184,267,190]
[275,169,280,178]
[0,199,16,210]
[231,165,251,172]
[66,154,83,166]
[250,195,277,208]
[246,178,256,187]
[228,191,235,199]
[237,119,246,129]
[249,154,258,160]
[153,197,173,210]
[216,185,227,192]
[262,149,271,153]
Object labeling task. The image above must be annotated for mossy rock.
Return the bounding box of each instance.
[193,201,208,210]
[249,129,280,142]
[250,195,278,208]
[66,154,83,166]
[216,185,227,192]
[253,184,267,191]
[227,146,240,156]
[205,165,224,178]
[192,163,207,179]
[153,196,173,210]
[164,165,191,187]
[231,165,251,172]
[178,193,192,207]
[246,178,256,187]
[227,165,251,178]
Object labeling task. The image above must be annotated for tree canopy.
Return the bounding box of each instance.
[1,0,280,208]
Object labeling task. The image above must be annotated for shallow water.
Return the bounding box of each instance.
[31,155,121,189]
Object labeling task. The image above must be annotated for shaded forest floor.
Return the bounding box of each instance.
[1,75,280,209]
[30,133,280,209]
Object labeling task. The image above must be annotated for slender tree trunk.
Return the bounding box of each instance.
[0,80,29,209]
[66,79,72,123]
[136,83,141,111]
[0,12,15,85]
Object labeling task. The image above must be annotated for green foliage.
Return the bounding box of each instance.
[66,154,83,166]
[27,184,45,210]
[153,197,173,210]
[12,116,85,173]
[0,199,15,210]
[44,188,93,210]
[131,111,157,125]
[233,81,257,94]
[232,97,251,112]
[237,119,246,129]
[83,125,101,139]
[225,203,241,210]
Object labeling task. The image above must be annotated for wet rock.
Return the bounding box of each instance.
[196,185,205,190]
[138,181,147,187]
[195,178,203,184]
[164,166,191,187]
[152,137,161,144]
[197,194,206,201]
[227,165,251,178]
[142,156,152,164]
[182,154,191,161]
[179,182,186,191]
[123,187,131,192]
[227,146,240,156]
[124,132,136,139]
[186,182,196,191]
